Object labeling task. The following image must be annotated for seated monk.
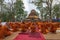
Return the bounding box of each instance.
[8,22,14,29]
[30,23,36,33]
[40,22,47,34]
[12,24,18,32]
[50,22,57,33]
[20,22,27,32]
[2,25,12,36]
[56,22,60,28]
[14,22,20,31]
[0,21,6,39]
[8,22,18,32]
[45,22,50,33]
[25,22,31,29]
[15,22,21,28]
[0,24,5,39]
[37,22,41,31]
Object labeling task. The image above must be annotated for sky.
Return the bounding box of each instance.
[23,0,38,14]
[23,0,60,14]
[4,0,60,14]
[4,0,16,3]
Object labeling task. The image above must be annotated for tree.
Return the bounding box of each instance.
[0,0,27,22]
[53,4,60,19]
[0,0,4,21]
[33,0,53,21]
[14,0,25,21]
[45,0,53,20]
[0,0,4,12]
[1,0,15,22]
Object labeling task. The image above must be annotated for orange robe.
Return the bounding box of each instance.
[50,23,57,33]
[2,25,12,36]
[21,24,27,32]
[30,25,36,32]
[8,22,18,32]
[40,22,47,34]
[0,25,5,39]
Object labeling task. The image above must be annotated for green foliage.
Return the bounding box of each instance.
[33,0,54,20]
[53,4,60,12]
[14,0,24,14]
[14,0,25,21]
[0,0,27,22]
[0,0,4,3]
[53,4,60,19]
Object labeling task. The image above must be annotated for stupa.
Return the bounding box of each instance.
[24,9,40,22]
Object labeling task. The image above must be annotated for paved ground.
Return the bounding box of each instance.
[44,33,60,40]
[3,30,60,40]
[3,31,20,40]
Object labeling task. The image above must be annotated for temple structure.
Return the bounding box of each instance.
[24,9,40,22]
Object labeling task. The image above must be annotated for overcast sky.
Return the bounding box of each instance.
[23,0,60,14]
[23,0,38,14]
[5,0,60,14]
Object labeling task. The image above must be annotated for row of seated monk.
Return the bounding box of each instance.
[0,22,60,39]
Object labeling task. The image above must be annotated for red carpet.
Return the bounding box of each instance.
[14,32,45,40]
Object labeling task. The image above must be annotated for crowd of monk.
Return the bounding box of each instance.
[0,21,60,39]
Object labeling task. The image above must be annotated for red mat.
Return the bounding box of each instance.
[14,32,45,40]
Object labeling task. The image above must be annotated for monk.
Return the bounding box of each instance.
[2,25,12,37]
[0,23,5,39]
[14,22,20,31]
[40,22,47,34]
[24,23,30,32]
[8,22,18,32]
[30,23,36,33]
[45,22,50,33]
[15,22,21,28]
[56,22,60,28]
[50,22,57,33]
[37,22,41,32]
[20,22,27,32]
